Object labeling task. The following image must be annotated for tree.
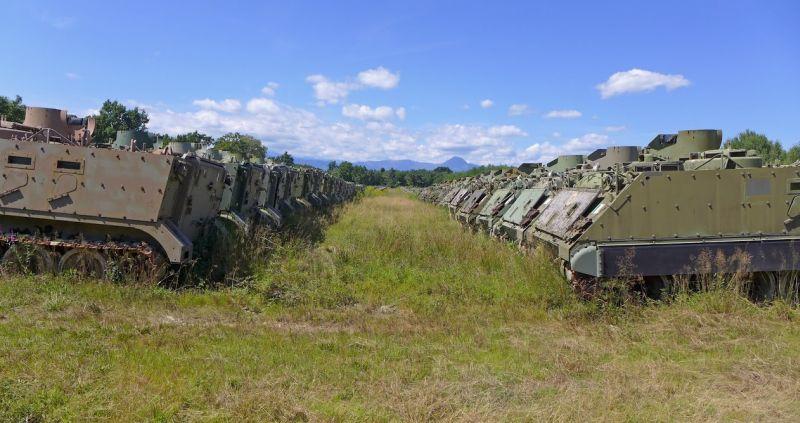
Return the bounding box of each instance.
[0,95,25,123]
[272,151,295,166]
[214,132,266,160]
[327,160,507,187]
[724,130,785,164]
[433,166,453,173]
[92,100,149,145]
[331,161,355,181]
[786,145,800,164]
[176,131,214,146]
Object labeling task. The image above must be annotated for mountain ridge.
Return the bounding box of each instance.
[294,156,478,172]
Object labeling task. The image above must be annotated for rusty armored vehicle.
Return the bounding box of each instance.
[455,169,524,228]
[491,147,640,242]
[0,107,227,276]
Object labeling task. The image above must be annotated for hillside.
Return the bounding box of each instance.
[1,189,799,420]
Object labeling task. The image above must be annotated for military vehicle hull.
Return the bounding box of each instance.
[554,167,800,279]
[0,137,226,271]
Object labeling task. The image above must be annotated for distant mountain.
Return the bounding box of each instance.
[294,156,478,172]
[293,157,333,170]
[439,156,474,172]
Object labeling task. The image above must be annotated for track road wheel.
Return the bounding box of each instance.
[59,249,107,279]
[2,244,56,275]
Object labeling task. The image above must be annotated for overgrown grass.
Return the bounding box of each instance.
[1,190,800,421]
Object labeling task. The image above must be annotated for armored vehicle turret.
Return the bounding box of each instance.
[112,130,156,151]
[546,154,585,172]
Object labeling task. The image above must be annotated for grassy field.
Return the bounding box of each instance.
[2,189,800,421]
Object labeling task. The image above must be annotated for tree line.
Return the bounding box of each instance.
[724,130,800,164]
[326,161,509,187]
[3,94,799,185]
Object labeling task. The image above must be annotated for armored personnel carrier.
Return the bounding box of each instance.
[423,129,800,297]
[0,107,227,277]
[530,130,787,284]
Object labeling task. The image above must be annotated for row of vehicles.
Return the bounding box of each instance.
[0,107,358,278]
[420,129,800,298]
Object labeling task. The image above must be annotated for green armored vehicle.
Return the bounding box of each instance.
[520,130,800,291]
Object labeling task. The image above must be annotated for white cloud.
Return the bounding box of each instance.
[487,125,526,137]
[246,98,280,114]
[508,104,531,116]
[544,109,582,119]
[597,68,690,99]
[305,74,356,105]
[480,99,494,109]
[519,142,563,163]
[552,132,561,138]
[192,98,242,113]
[518,133,610,164]
[423,124,526,164]
[357,67,400,89]
[605,125,626,132]
[563,133,609,152]
[127,88,536,165]
[146,102,412,162]
[341,104,405,121]
[306,66,400,106]
[65,72,79,80]
[260,82,280,96]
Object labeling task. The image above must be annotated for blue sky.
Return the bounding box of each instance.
[1,0,798,164]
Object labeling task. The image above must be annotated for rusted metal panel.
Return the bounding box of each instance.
[535,188,598,239]
[449,188,470,207]
[459,189,486,213]
[478,188,512,217]
[501,188,546,226]
[441,187,460,204]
